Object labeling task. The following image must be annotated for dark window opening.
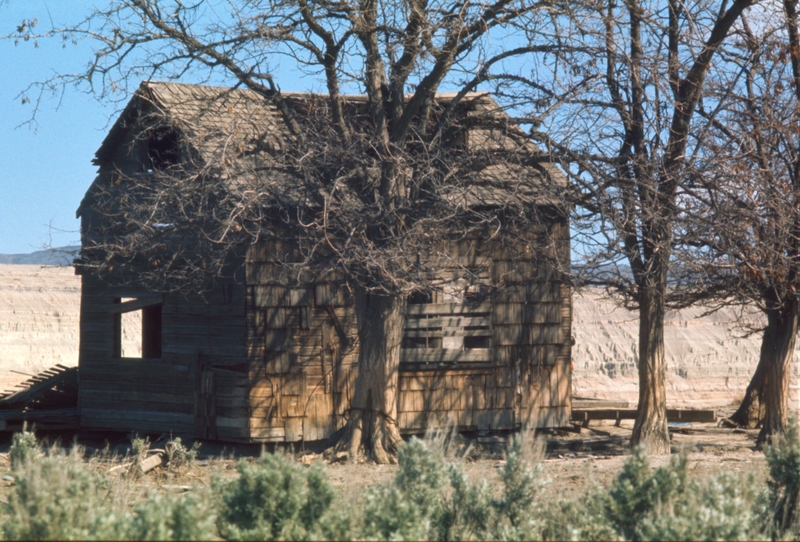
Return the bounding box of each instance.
[464,334,491,349]
[408,290,433,304]
[145,128,180,172]
[113,296,163,359]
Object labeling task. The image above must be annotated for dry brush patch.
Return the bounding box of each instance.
[0,422,794,540]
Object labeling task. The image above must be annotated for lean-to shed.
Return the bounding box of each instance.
[76,81,572,442]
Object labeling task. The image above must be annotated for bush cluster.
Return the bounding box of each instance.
[2,424,800,540]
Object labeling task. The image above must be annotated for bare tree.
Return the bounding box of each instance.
[671,3,800,445]
[8,0,570,461]
[522,0,754,452]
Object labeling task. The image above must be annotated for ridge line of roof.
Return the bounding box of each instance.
[142,80,491,100]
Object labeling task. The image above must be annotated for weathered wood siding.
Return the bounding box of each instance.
[246,243,359,442]
[246,218,571,442]
[78,273,250,441]
[398,219,572,432]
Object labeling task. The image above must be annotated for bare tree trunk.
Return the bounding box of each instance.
[336,287,406,463]
[631,285,671,454]
[729,352,768,428]
[757,300,799,447]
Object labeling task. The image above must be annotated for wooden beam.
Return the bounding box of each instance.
[406,302,491,316]
[400,348,491,363]
[571,397,630,409]
[404,316,490,329]
[108,295,164,314]
[571,408,717,424]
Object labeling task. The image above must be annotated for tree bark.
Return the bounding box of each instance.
[757,299,799,447]
[336,287,406,463]
[630,285,671,454]
[729,351,768,428]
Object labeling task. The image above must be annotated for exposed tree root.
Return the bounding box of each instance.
[335,408,404,464]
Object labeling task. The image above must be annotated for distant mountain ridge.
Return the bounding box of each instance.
[0,246,79,266]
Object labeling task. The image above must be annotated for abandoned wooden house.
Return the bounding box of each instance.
[75,81,572,443]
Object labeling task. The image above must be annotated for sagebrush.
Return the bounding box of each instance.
[1,426,797,540]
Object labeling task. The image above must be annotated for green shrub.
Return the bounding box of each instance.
[600,446,756,541]
[362,437,448,540]
[215,452,334,540]
[9,427,40,470]
[437,462,493,541]
[763,418,800,538]
[491,436,548,540]
[362,435,549,541]
[3,447,114,540]
[123,491,217,540]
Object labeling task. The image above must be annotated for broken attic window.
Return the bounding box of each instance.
[401,279,492,364]
[145,128,180,172]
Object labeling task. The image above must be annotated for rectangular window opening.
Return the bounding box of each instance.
[113,296,163,359]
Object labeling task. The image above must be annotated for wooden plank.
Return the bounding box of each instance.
[161,303,245,316]
[284,418,303,441]
[215,416,249,429]
[399,411,425,432]
[250,426,286,441]
[406,302,491,316]
[570,409,717,423]
[108,295,164,314]
[254,286,312,307]
[400,348,491,363]
[81,416,194,435]
[162,344,247,357]
[249,417,287,430]
[404,316,490,329]
[473,409,515,431]
[571,397,629,409]
[403,328,491,338]
[80,381,193,396]
[258,351,291,374]
[493,282,561,303]
[493,303,562,325]
[556,361,571,407]
[80,398,194,415]
[493,324,562,346]
[549,361,560,408]
[248,405,281,419]
[81,408,194,425]
[315,283,348,306]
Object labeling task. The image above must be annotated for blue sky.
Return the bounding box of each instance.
[0,1,113,254]
[0,1,333,255]
[0,1,526,255]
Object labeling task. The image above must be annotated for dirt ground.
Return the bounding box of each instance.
[0,405,772,508]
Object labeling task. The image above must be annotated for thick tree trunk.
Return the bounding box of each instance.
[630,285,671,454]
[757,300,799,447]
[336,288,406,463]
[729,351,768,428]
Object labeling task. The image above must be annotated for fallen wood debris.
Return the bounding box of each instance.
[138,453,163,474]
[0,366,79,432]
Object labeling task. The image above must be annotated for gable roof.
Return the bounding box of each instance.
[91,81,566,209]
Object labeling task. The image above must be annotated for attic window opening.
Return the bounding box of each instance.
[145,128,180,172]
[112,295,163,359]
